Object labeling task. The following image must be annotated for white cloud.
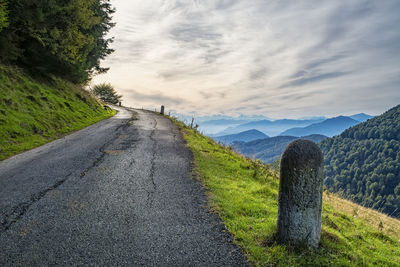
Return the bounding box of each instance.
[92,0,400,118]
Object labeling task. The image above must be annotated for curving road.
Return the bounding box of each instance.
[0,107,248,266]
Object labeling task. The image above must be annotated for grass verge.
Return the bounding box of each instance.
[0,65,115,160]
[171,118,400,266]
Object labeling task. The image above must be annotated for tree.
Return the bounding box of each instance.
[91,83,121,104]
[0,0,8,31]
[0,0,115,83]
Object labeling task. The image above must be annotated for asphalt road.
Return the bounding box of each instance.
[0,107,248,266]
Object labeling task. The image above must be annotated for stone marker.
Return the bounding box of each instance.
[276,139,324,248]
[160,105,165,115]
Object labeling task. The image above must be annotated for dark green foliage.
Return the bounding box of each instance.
[0,0,114,83]
[0,0,8,31]
[91,82,121,104]
[320,105,400,218]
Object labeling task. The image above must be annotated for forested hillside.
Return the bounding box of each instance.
[320,105,400,218]
[0,0,114,83]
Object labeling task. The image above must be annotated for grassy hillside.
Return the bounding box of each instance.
[171,117,400,266]
[0,65,115,160]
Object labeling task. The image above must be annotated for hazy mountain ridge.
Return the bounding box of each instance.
[233,134,328,163]
[320,104,400,218]
[280,116,361,137]
[349,113,374,122]
[215,118,326,137]
[214,129,268,145]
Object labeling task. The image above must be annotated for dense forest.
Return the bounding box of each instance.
[0,0,114,84]
[320,105,400,218]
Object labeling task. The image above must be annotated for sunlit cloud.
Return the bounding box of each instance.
[92,0,400,118]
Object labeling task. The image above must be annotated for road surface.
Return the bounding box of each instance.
[0,107,248,266]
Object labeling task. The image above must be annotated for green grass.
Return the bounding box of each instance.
[171,118,400,266]
[0,65,115,160]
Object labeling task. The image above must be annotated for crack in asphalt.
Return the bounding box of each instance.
[0,172,72,233]
[146,117,158,206]
[80,118,132,178]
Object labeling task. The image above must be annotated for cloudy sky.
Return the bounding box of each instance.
[92,0,400,118]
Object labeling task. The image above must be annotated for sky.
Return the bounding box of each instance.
[92,0,400,119]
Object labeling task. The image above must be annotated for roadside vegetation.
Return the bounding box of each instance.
[91,83,122,104]
[171,117,400,266]
[0,0,117,161]
[0,65,115,161]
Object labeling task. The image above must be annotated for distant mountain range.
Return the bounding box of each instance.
[207,112,375,164]
[233,134,327,163]
[214,129,268,145]
[214,118,326,137]
[279,116,360,137]
[189,112,373,137]
[171,112,271,134]
[197,119,250,135]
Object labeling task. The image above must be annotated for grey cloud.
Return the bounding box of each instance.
[128,91,185,106]
[302,54,348,74]
[282,72,347,88]
[170,25,222,43]
[248,67,268,81]
[215,0,239,10]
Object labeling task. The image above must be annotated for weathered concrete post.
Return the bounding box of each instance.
[160,105,165,115]
[277,139,324,248]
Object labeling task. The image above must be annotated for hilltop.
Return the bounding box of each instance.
[349,113,374,122]
[320,104,400,218]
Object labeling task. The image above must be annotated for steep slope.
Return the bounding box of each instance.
[216,118,324,137]
[280,116,360,137]
[320,105,400,218]
[214,129,268,145]
[171,117,400,266]
[0,65,115,160]
[234,134,327,163]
